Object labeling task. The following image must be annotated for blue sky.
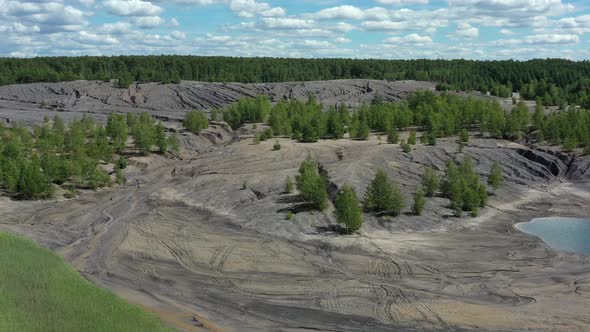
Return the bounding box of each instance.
[1,0,589,59]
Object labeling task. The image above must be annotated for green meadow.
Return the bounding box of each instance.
[0,232,174,332]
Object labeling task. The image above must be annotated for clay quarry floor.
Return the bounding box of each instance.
[0,80,589,331]
[1,134,590,332]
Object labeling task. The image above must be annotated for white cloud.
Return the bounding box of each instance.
[385,33,433,45]
[374,0,428,5]
[131,16,164,28]
[169,18,179,27]
[77,31,119,45]
[454,22,479,39]
[1,1,88,32]
[0,0,588,60]
[230,0,272,17]
[259,17,314,29]
[0,22,40,34]
[99,22,132,34]
[103,0,163,17]
[170,30,186,40]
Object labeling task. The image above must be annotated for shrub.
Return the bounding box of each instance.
[387,128,399,144]
[363,170,405,216]
[408,130,417,145]
[64,187,77,199]
[116,158,127,170]
[167,134,180,154]
[335,185,363,233]
[421,167,439,197]
[87,168,111,190]
[273,140,281,151]
[262,128,274,141]
[459,129,469,143]
[426,132,437,145]
[17,159,54,199]
[210,108,219,121]
[285,176,294,193]
[402,141,411,153]
[183,110,209,134]
[487,163,504,191]
[115,168,125,185]
[412,188,425,216]
[286,211,293,220]
[419,134,427,144]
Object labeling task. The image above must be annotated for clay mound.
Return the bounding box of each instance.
[0,80,435,125]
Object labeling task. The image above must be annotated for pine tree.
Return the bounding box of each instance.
[412,188,425,216]
[363,170,405,216]
[183,110,209,134]
[285,176,294,193]
[335,185,363,233]
[421,167,439,197]
[155,123,168,153]
[296,156,328,210]
[387,128,399,144]
[488,163,504,192]
[459,129,469,143]
[408,130,417,145]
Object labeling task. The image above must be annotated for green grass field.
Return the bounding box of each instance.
[0,231,174,332]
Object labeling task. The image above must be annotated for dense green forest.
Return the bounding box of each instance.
[224,92,590,152]
[1,56,590,107]
[0,113,179,199]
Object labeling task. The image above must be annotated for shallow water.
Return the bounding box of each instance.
[516,217,590,255]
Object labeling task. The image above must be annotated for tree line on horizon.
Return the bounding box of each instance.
[1,56,590,108]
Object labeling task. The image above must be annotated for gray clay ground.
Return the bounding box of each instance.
[0,80,589,332]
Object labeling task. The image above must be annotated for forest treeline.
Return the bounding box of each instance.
[0,113,179,199]
[221,92,590,152]
[1,56,590,108]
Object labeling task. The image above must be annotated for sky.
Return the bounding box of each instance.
[1,0,590,59]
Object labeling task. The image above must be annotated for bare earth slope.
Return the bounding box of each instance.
[1,134,589,331]
[0,80,434,125]
[0,80,589,331]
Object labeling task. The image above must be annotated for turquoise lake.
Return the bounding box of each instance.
[515,217,590,255]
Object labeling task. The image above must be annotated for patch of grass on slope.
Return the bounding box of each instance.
[0,232,174,332]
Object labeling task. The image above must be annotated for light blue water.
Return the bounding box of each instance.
[515,217,590,255]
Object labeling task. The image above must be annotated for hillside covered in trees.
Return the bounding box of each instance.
[223,92,590,153]
[0,113,179,199]
[1,56,590,108]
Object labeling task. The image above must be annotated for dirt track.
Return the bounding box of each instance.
[1,130,590,331]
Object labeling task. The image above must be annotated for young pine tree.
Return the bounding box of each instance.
[459,129,469,143]
[408,130,417,145]
[412,188,425,216]
[487,163,504,192]
[183,110,209,134]
[387,128,399,144]
[421,167,439,197]
[363,170,405,216]
[296,156,328,210]
[285,176,294,193]
[335,185,363,233]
